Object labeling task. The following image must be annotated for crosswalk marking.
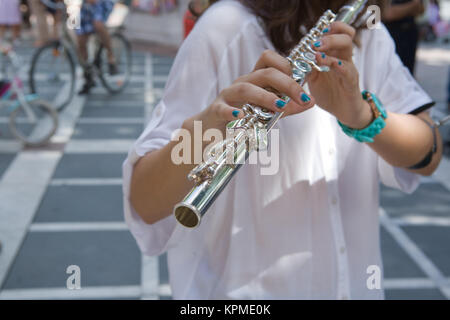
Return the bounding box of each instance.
[380,208,450,299]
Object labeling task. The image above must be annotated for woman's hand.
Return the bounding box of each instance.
[308,21,373,129]
[186,50,316,132]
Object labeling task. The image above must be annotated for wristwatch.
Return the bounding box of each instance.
[338,91,388,143]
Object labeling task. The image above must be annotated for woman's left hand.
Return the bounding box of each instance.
[308,21,373,129]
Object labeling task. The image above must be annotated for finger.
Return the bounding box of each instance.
[316,52,352,81]
[237,67,314,108]
[222,81,314,115]
[313,34,353,60]
[253,49,292,76]
[325,21,356,40]
[212,101,246,122]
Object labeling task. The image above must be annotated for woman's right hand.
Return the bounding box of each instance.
[184,50,316,132]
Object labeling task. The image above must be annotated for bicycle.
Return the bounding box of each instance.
[29,0,133,111]
[0,45,58,146]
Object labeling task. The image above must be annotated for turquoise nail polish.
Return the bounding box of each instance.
[323,28,329,33]
[321,53,326,59]
[314,41,321,47]
[338,60,342,66]
[301,93,311,103]
[276,99,287,108]
[232,110,240,118]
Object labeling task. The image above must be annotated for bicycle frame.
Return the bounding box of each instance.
[0,49,39,121]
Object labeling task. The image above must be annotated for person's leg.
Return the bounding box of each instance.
[93,20,118,76]
[92,1,117,74]
[77,33,89,64]
[12,24,21,42]
[0,25,6,42]
[77,33,95,94]
[28,0,49,46]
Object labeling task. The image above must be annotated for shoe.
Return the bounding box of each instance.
[78,81,95,95]
[108,63,119,76]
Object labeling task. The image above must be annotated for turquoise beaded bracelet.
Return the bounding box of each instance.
[338,91,388,143]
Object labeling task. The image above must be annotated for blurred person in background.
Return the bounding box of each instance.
[428,0,449,40]
[183,0,208,38]
[384,0,425,75]
[0,0,22,46]
[77,0,117,95]
[45,0,63,39]
[27,0,50,46]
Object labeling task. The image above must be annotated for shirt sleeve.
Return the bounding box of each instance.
[122,25,223,257]
[363,25,433,193]
[122,3,263,256]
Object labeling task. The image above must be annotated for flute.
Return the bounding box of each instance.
[174,0,369,228]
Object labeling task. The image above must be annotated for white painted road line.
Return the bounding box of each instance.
[380,208,450,299]
[0,286,141,300]
[393,216,450,227]
[77,118,145,124]
[158,284,172,297]
[383,278,435,290]
[65,139,135,153]
[50,178,123,186]
[140,53,160,301]
[0,140,22,153]
[0,73,86,289]
[29,222,128,232]
[0,151,62,288]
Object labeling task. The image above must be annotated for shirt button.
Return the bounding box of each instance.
[340,247,346,254]
[329,148,335,156]
[341,295,348,300]
[331,197,338,205]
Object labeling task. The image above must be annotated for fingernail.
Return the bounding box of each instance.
[314,41,321,47]
[301,93,311,103]
[321,53,326,59]
[338,60,342,66]
[232,110,240,118]
[276,99,287,108]
[323,28,329,33]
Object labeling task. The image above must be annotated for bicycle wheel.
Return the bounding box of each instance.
[97,33,132,93]
[9,99,59,147]
[29,40,76,112]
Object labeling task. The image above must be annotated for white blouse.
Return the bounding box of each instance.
[122,0,433,299]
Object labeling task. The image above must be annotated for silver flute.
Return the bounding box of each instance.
[174,0,369,228]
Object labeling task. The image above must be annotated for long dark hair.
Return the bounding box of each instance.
[204,0,386,55]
